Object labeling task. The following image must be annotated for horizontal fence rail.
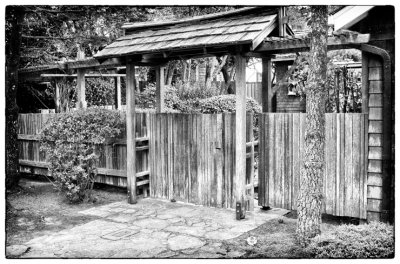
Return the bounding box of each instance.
[258,113,368,219]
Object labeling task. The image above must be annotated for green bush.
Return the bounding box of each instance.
[307,222,394,258]
[39,108,125,203]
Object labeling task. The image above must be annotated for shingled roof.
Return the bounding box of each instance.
[94,7,287,59]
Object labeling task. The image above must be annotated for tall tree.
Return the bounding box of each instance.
[6,6,25,189]
[296,6,328,246]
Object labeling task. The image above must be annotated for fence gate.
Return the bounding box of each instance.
[149,113,255,210]
[258,113,368,219]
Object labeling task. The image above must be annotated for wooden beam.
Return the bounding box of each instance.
[361,52,369,113]
[114,76,122,110]
[251,16,277,50]
[155,65,166,113]
[235,54,247,218]
[76,69,87,109]
[41,73,126,78]
[278,7,286,37]
[256,33,370,54]
[126,61,137,204]
[261,57,273,112]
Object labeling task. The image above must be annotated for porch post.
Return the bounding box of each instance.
[261,57,272,112]
[155,65,166,113]
[114,76,122,110]
[76,69,87,109]
[126,60,137,204]
[235,54,246,219]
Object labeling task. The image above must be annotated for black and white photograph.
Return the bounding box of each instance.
[4,2,396,259]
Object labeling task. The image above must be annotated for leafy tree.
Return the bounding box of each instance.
[296,6,328,247]
[6,6,24,189]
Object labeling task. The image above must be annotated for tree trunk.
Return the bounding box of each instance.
[6,6,24,189]
[296,6,328,247]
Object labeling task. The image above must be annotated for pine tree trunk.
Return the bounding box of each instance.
[296,6,328,247]
[6,6,24,189]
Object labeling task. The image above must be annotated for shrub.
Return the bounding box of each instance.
[86,78,115,106]
[196,94,261,115]
[39,108,125,203]
[307,222,394,258]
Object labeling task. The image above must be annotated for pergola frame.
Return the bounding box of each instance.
[18,6,384,220]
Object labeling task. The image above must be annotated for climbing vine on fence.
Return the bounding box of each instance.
[39,108,125,202]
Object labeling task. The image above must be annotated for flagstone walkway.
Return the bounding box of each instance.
[16,198,286,258]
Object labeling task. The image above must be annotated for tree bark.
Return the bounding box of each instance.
[296,6,328,247]
[6,6,24,189]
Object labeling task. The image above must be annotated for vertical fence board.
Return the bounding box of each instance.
[258,113,367,218]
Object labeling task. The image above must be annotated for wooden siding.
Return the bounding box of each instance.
[18,112,150,195]
[366,54,385,220]
[258,113,368,219]
[149,113,255,210]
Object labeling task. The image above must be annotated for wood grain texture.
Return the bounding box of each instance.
[258,113,368,218]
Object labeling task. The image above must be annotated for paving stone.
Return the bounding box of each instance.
[164,225,206,237]
[16,198,281,258]
[6,245,29,257]
[167,235,205,251]
[132,218,169,230]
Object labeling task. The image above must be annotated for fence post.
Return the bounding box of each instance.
[126,60,137,204]
[114,76,122,110]
[76,69,87,109]
[261,57,272,112]
[235,54,247,219]
[156,65,166,113]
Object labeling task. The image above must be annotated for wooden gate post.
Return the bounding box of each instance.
[114,76,122,110]
[235,54,246,219]
[261,57,272,112]
[76,69,87,109]
[155,65,166,113]
[126,60,137,204]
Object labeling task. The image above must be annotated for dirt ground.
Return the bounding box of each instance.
[6,176,127,247]
[6,176,336,258]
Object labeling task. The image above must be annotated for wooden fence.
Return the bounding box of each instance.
[258,113,368,219]
[18,112,150,195]
[149,113,256,210]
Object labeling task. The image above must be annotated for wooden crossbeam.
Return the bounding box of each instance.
[256,33,370,54]
[40,74,126,78]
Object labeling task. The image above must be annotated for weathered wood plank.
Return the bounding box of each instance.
[368,108,383,120]
[367,186,383,199]
[368,134,383,146]
[368,94,383,107]
[368,67,383,81]
[126,63,137,203]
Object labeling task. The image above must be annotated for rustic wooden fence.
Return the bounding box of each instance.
[258,113,368,219]
[18,112,150,195]
[149,113,256,210]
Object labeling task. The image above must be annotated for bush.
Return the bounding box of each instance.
[307,222,394,258]
[86,78,115,107]
[196,94,261,115]
[39,108,125,203]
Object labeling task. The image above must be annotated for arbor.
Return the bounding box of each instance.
[296,6,328,246]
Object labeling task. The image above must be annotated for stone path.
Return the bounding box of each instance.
[15,198,286,258]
